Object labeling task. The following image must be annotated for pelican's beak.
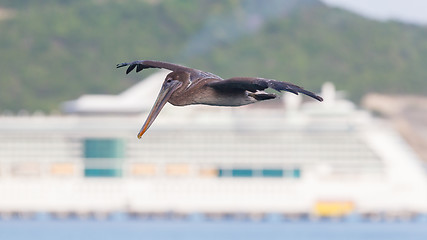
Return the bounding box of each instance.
[137,81,181,139]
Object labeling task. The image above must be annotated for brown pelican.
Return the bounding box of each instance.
[117,60,323,138]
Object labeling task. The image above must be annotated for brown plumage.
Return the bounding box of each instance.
[117,60,323,138]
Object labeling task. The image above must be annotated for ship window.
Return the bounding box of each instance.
[232,169,253,177]
[84,139,124,159]
[83,138,124,178]
[262,169,283,178]
[166,164,190,176]
[293,168,301,178]
[199,168,218,177]
[11,163,40,177]
[51,163,75,176]
[84,168,122,177]
[131,163,156,177]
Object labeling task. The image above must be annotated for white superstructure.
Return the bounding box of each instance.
[0,72,426,217]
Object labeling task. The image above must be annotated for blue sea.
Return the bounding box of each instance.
[1,214,427,240]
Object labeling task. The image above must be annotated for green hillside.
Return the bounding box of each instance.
[1,0,427,112]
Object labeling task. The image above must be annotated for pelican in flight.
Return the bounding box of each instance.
[117,60,323,138]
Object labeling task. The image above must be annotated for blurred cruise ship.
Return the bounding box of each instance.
[0,70,426,219]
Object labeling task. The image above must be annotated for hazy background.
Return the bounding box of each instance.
[0,0,427,113]
[323,0,427,25]
[1,1,427,240]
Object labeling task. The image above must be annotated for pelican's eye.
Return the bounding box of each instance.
[166,79,172,83]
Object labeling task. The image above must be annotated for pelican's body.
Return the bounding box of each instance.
[167,74,256,107]
[117,60,323,138]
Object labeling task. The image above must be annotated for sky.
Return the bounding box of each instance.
[321,0,427,25]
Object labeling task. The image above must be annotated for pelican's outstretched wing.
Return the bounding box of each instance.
[208,77,323,101]
[116,60,197,74]
[116,60,222,81]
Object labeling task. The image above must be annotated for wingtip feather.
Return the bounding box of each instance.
[116,62,129,68]
[126,64,137,74]
[299,89,323,102]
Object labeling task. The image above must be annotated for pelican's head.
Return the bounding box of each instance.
[137,72,186,138]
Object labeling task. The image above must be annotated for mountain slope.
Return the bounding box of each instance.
[0,0,426,111]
